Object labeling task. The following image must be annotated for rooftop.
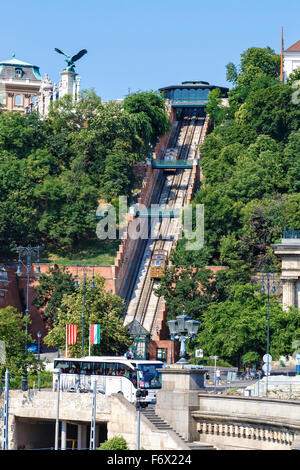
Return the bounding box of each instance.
[0,54,42,81]
[284,40,300,53]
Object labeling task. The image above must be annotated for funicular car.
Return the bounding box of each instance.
[150,249,168,279]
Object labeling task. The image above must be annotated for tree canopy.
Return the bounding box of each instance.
[0,89,171,256]
[44,275,131,356]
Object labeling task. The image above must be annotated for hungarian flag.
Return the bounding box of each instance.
[90,324,101,345]
[66,324,78,345]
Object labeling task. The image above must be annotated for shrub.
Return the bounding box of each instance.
[98,436,128,450]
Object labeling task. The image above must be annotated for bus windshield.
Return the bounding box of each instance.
[138,363,163,389]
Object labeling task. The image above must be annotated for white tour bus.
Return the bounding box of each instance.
[53,356,164,404]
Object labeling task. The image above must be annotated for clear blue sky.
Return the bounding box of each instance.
[2,0,299,101]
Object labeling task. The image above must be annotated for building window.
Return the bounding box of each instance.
[14,94,22,106]
[15,68,23,78]
[0,93,6,105]
[156,348,168,362]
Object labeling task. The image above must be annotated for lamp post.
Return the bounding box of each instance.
[257,271,277,397]
[15,245,43,391]
[74,265,96,357]
[167,313,201,364]
[37,330,41,391]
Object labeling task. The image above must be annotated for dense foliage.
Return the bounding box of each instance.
[44,275,131,356]
[33,265,76,327]
[196,284,300,368]
[0,90,170,256]
[0,306,41,377]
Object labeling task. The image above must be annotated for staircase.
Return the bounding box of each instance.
[141,406,216,450]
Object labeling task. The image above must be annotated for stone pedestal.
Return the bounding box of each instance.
[155,366,207,442]
[59,70,80,101]
[272,238,300,310]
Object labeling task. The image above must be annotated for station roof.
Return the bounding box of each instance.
[159,80,229,93]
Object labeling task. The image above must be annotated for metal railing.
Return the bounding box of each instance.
[283,227,300,239]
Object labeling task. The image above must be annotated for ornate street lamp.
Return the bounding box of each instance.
[15,244,43,391]
[167,313,201,364]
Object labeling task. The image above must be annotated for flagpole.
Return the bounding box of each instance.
[89,325,91,357]
[66,324,68,358]
[280,27,284,83]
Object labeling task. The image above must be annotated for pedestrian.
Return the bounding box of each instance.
[216,369,221,385]
[126,349,133,360]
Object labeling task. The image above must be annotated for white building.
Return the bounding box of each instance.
[283,39,300,82]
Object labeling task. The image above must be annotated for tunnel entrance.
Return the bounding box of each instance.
[15,417,107,450]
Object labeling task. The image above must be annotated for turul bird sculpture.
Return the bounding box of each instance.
[54,48,87,72]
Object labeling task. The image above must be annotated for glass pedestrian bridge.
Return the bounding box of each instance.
[151,158,197,169]
[129,207,182,219]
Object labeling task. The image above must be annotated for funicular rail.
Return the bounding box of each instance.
[124,109,205,342]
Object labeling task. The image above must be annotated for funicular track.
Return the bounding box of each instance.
[124,108,205,339]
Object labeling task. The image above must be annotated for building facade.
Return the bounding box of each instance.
[283,40,300,81]
[0,53,81,116]
[0,55,42,113]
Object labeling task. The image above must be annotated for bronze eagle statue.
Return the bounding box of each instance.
[54,48,87,72]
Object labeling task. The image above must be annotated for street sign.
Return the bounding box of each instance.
[262,363,272,374]
[195,349,203,358]
[263,354,272,363]
[295,354,300,361]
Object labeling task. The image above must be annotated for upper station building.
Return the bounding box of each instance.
[159,80,228,120]
[283,39,300,81]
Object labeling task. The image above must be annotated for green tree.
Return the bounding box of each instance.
[44,276,131,356]
[123,90,171,149]
[205,88,228,127]
[98,436,127,450]
[0,306,38,377]
[155,266,231,321]
[196,284,300,368]
[33,265,76,327]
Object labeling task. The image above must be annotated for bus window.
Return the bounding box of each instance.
[138,364,163,389]
[69,362,80,374]
[106,363,117,376]
[80,362,93,375]
[94,363,104,375]
[117,365,132,378]
[54,361,70,372]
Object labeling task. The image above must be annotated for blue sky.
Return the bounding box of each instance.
[1,0,299,101]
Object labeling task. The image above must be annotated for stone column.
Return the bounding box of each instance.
[61,420,67,450]
[77,424,87,450]
[282,278,296,310]
[296,281,300,309]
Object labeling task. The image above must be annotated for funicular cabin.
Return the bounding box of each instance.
[164,148,179,161]
[150,249,168,279]
[164,148,179,172]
